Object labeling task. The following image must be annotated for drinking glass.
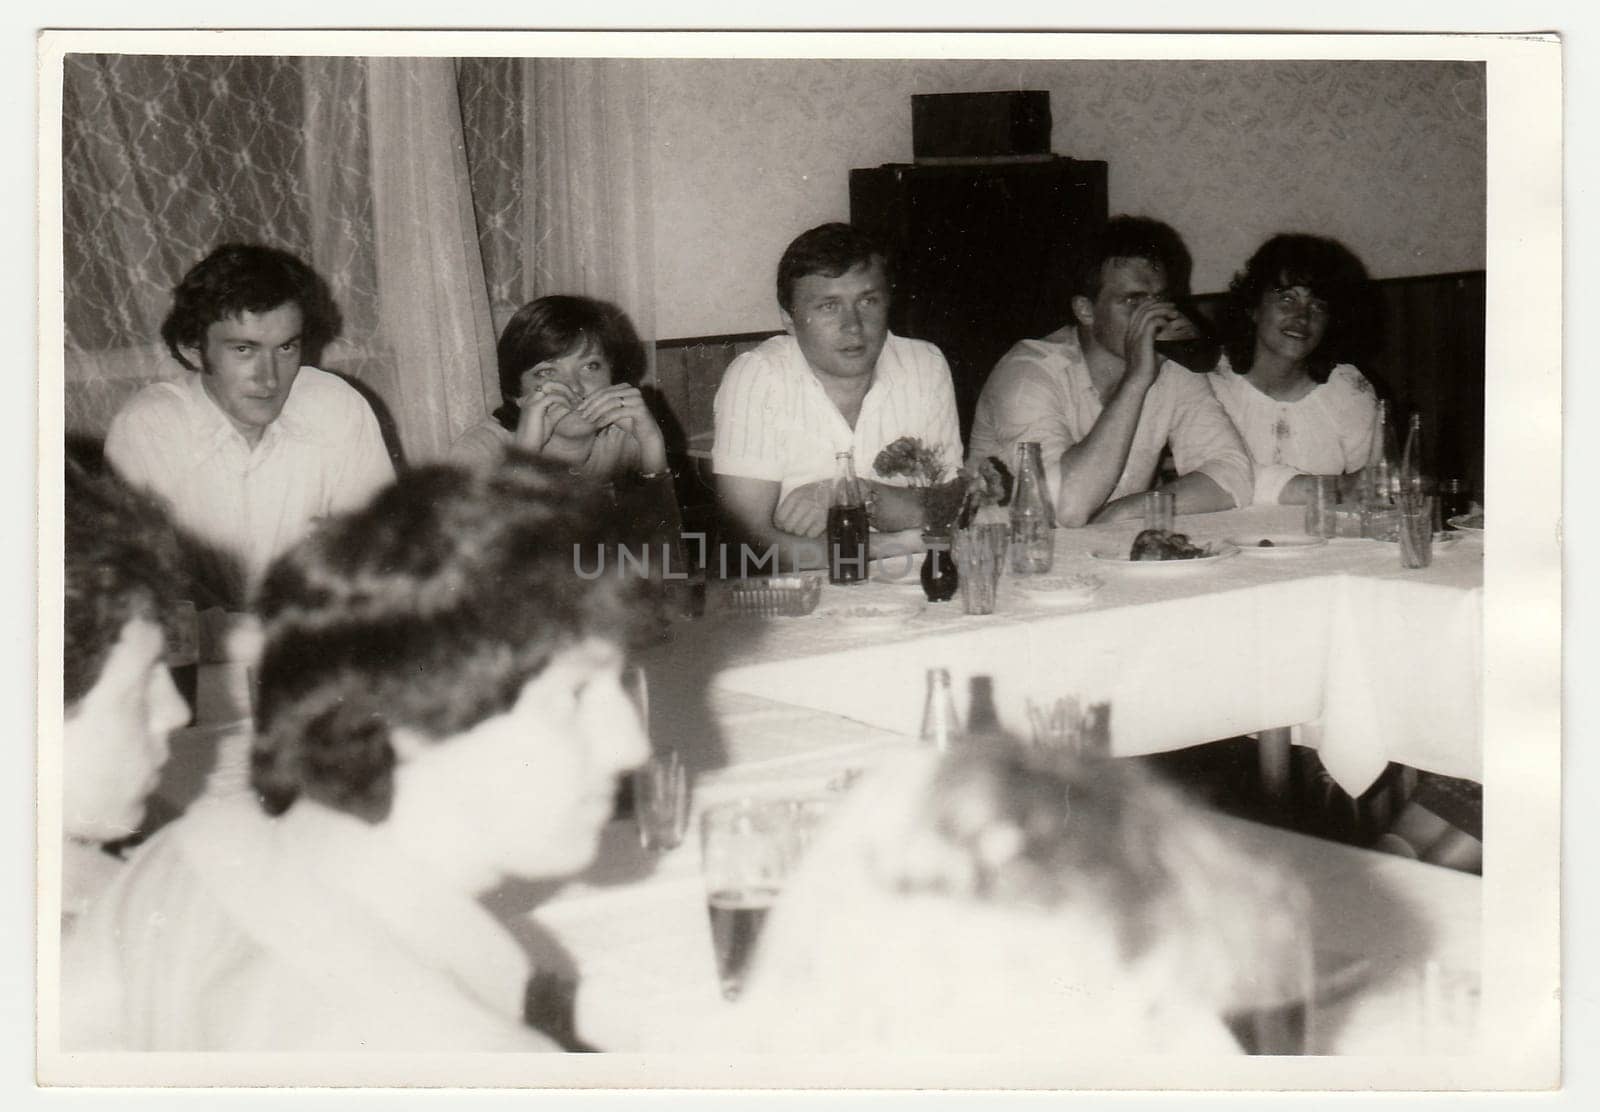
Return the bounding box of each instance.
[1152,304,1224,373]
[611,665,650,821]
[1221,879,1315,1054]
[1399,495,1435,569]
[700,798,817,1000]
[1332,503,1365,538]
[954,524,1006,615]
[1304,476,1339,538]
[633,750,690,851]
[166,600,199,727]
[1143,490,1175,533]
[1362,505,1402,542]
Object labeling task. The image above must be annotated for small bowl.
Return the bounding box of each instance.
[725,574,824,617]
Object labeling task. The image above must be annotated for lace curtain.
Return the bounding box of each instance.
[459,57,656,369]
[60,53,655,463]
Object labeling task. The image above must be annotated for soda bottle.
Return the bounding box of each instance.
[1009,441,1055,574]
[826,451,869,585]
[919,667,961,752]
[1366,400,1401,507]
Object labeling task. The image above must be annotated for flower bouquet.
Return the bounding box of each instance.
[872,437,1012,535]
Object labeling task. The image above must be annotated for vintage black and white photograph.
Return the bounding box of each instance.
[33,27,1562,1093]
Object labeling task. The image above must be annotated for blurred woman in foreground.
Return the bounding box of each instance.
[1209,234,1379,506]
[699,743,1310,1055]
[61,452,653,1051]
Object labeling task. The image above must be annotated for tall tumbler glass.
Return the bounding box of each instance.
[1399,495,1436,569]
[1143,490,1175,533]
[1304,476,1339,538]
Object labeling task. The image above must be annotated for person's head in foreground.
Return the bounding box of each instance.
[1068,215,1193,366]
[1222,233,1372,383]
[776,222,893,383]
[63,461,190,843]
[250,449,653,887]
[160,243,342,443]
[716,742,1309,1055]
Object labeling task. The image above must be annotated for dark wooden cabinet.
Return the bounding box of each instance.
[850,158,1108,438]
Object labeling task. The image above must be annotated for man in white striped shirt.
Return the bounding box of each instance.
[712,223,963,571]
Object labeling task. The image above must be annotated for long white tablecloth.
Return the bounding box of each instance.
[153,617,1482,1071]
[528,689,1481,1062]
[649,505,1482,795]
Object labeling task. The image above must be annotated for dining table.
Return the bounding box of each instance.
[522,686,1481,1063]
[149,502,1484,1072]
[648,503,1483,798]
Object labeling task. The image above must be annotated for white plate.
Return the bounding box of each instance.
[1088,543,1240,571]
[1012,573,1104,604]
[1226,534,1329,556]
[1447,514,1484,533]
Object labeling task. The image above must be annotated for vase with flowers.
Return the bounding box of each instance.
[873,437,1012,603]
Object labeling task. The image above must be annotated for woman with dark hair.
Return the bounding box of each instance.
[453,295,664,478]
[61,452,652,1052]
[1209,234,1379,505]
[452,295,682,567]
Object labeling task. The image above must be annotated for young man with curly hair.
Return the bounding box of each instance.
[104,244,394,605]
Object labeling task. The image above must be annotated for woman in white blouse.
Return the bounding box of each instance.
[1208,234,1380,506]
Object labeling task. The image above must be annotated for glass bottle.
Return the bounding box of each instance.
[919,667,961,753]
[1365,400,1401,507]
[1399,413,1429,497]
[1009,442,1055,574]
[826,451,869,585]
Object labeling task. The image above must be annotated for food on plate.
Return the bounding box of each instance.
[1129,529,1213,562]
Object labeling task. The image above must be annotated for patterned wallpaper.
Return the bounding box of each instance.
[647,59,1486,339]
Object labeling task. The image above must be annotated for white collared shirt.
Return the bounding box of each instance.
[968,325,1254,511]
[105,367,395,597]
[712,333,964,500]
[60,793,549,1052]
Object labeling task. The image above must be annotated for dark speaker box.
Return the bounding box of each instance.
[911,91,1052,160]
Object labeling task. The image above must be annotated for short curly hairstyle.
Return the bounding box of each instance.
[870,741,1307,1007]
[493,295,644,431]
[1068,215,1193,303]
[249,451,656,823]
[64,460,183,708]
[160,243,343,372]
[1220,233,1374,383]
[776,223,892,313]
